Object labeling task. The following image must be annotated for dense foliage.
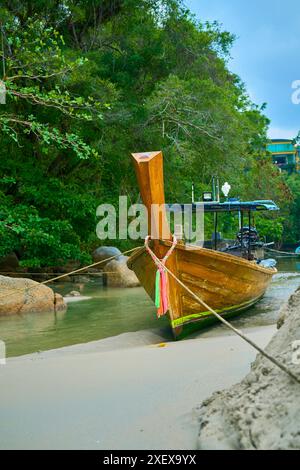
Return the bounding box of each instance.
[0,0,297,267]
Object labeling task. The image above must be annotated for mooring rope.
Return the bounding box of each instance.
[0,247,139,301]
[0,271,121,276]
[265,247,300,257]
[145,243,300,385]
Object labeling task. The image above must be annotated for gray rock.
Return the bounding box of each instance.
[66,290,81,297]
[0,275,67,316]
[197,287,300,450]
[103,256,140,288]
[92,246,121,266]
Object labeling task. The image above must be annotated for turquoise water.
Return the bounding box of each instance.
[0,284,169,357]
[0,257,299,357]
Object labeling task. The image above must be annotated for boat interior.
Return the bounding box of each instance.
[166,199,279,268]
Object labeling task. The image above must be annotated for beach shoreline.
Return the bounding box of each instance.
[0,324,276,450]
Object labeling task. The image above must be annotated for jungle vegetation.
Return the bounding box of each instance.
[0,0,297,267]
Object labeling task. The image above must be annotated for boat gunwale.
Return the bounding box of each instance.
[127,242,277,276]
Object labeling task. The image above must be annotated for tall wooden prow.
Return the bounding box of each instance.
[130,150,181,336]
[131,151,171,248]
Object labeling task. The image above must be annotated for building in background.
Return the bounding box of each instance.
[267,139,300,173]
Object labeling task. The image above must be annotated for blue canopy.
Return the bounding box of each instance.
[166,200,280,213]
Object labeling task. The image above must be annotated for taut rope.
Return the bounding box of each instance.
[0,247,139,301]
[265,247,300,257]
[145,240,300,385]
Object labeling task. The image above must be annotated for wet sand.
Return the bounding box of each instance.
[0,324,276,450]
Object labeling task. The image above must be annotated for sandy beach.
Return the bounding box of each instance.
[0,324,276,450]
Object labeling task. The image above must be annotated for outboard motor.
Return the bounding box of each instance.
[237,226,259,248]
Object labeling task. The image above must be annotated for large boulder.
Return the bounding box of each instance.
[92,246,121,267]
[197,287,300,450]
[103,256,140,288]
[0,275,67,316]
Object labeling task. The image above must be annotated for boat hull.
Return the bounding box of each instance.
[127,242,276,339]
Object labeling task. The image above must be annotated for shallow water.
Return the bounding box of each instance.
[0,257,299,357]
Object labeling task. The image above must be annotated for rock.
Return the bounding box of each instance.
[0,252,19,271]
[92,246,121,267]
[0,275,67,316]
[72,283,84,292]
[54,293,67,312]
[103,256,140,288]
[71,275,90,283]
[277,310,286,329]
[66,290,81,297]
[197,286,300,450]
[63,260,81,272]
[53,260,81,274]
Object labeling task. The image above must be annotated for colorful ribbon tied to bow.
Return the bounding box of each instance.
[145,235,177,317]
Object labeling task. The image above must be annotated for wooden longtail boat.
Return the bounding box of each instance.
[127,151,278,339]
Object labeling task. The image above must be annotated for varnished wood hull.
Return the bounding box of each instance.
[128,242,276,339]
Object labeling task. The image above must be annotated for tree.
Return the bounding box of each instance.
[0,10,113,266]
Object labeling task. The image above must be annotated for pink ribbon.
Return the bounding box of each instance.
[145,235,177,317]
